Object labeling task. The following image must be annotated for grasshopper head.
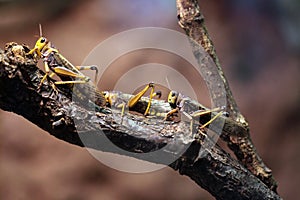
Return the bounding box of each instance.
[27,36,49,58]
[168,90,179,108]
[103,91,113,107]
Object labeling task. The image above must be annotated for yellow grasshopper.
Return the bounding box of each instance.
[27,25,98,89]
[27,25,106,108]
[165,90,226,130]
[103,82,162,116]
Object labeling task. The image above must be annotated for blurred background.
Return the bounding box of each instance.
[0,0,299,199]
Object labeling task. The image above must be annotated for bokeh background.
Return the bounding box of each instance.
[0,0,299,199]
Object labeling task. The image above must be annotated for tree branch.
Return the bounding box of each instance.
[176,0,278,191]
[0,42,282,199]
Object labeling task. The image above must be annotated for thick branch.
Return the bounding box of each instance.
[176,0,278,191]
[0,43,282,200]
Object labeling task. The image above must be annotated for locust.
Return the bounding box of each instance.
[27,25,107,109]
[165,90,226,128]
[136,85,248,139]
[103,82,163,117]
[28,26,99,86]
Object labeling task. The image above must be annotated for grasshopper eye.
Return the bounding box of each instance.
[40,38,46,43]
[171,92,176,97]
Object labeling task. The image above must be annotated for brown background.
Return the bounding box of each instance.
[0,0,299,199]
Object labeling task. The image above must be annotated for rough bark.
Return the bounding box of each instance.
[176,0,278,191]
[0,42,282,200]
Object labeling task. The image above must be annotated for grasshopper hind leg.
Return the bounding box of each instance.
[76,65,99,84]
[128,83,161,116]
[191,107,225,129]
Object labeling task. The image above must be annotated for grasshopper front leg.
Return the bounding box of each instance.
[38,61,51,89]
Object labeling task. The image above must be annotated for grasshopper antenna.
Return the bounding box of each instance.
[165,76,172,91]
[39,24,43,37]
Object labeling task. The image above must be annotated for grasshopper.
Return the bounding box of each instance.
[165,90,226,128]
[27,25,98,86]
[27,25,106,108]
[103,82,163,117]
